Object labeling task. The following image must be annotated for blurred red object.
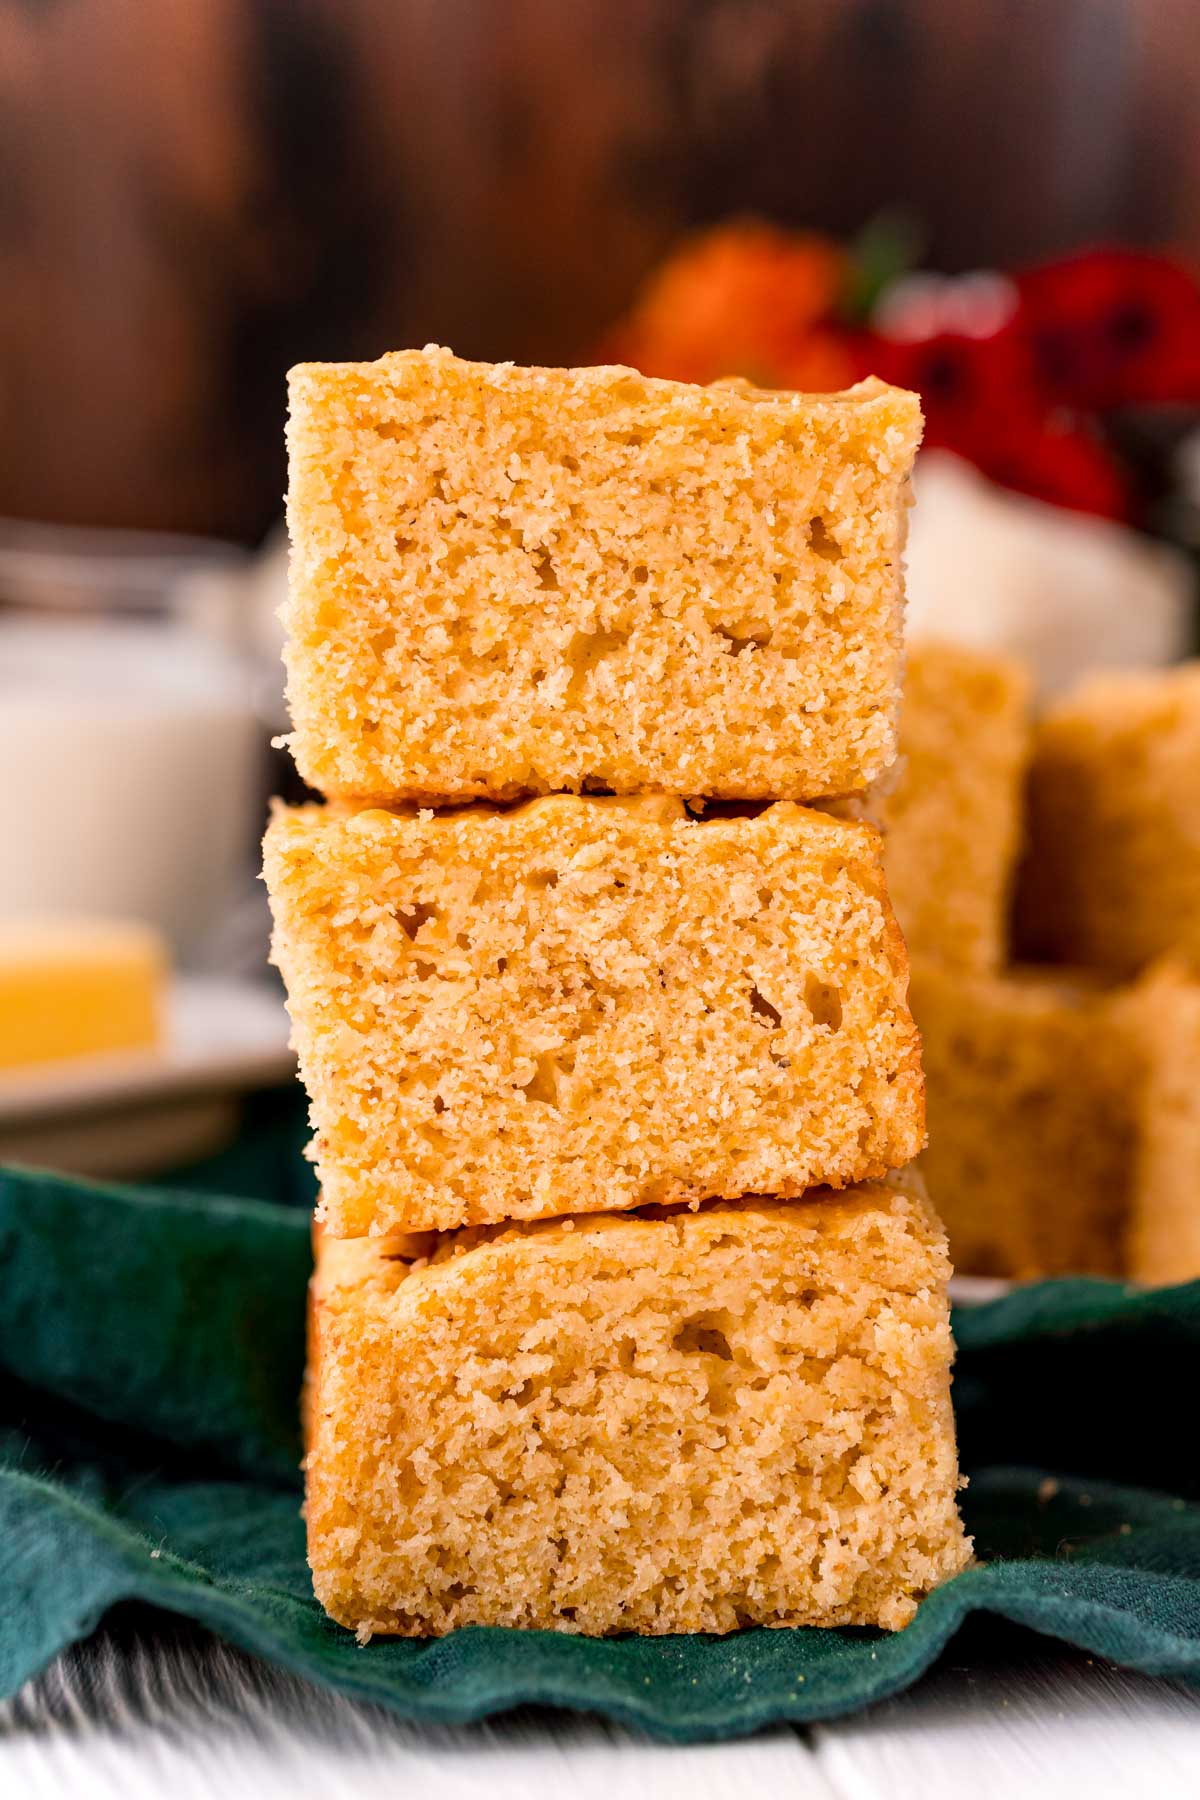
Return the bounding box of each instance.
[857,325,1131,521]
[856,323,1039,448]
[974,415,1132,521]
[600,223,1200,525]
[1018,248,1200,411]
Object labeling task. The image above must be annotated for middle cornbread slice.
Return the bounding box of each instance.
[266,793,923,1236]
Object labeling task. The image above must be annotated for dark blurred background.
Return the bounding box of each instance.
[5,0,1200,1215]
[5,0,1199,544]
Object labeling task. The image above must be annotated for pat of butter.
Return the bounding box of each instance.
[0,918,166,1071]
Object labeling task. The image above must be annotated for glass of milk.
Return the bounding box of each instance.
[0,616,263,960]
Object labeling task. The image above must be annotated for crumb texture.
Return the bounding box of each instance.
[284,347,921,804]
[265,794,924,1235]
[912,958,1136,1278]
[1122,963,1200,1287]
[1016,662,1200,976]
[306,1181,970,1637]
[879,641,1031,971]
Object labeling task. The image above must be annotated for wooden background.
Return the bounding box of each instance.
[3,0,1198,542]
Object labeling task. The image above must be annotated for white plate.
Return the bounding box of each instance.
[0,976,293,1123]
[0,978,294,1179]
[949,1274,1016,1304]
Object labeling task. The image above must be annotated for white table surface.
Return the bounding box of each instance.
[4,1623,1199,1799]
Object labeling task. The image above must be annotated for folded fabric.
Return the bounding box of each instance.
[2,1161,1199,1744]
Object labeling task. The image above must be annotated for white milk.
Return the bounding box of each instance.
[0,618,261,955]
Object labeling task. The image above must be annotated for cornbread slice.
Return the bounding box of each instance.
[265,794,924,1235]
[0,918,165,1071]
[911,958,1137,1278]
[305,1179,970,1637]
[1121,964,1200,1288]
[877,642,1031,970]
[1016,662,1200,976]
[284,347,922,804]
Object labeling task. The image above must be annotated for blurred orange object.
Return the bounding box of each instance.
[599,220,855,391]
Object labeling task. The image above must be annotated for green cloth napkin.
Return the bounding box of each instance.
[3,1158,1200,1744]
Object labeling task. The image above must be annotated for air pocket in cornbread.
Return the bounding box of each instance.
[265,795,924,1235]
[284,347,921,804]
[305,1179,970,1637]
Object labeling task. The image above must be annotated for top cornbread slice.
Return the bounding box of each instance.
[264,794,924,1235]
[284,347,922,804]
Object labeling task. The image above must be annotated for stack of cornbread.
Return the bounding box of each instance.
[873,643,1200,1285]
[265,347,970,1640]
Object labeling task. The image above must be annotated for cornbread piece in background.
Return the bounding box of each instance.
[0,919,166,1071]
[265,795,923,1236]
[1016,662,1200,977]
[285,347,921,804]
[305,1179,970,1638]
[911,958,1137,1278]
[875,641,1031,971]
[1122,964,1200,1288]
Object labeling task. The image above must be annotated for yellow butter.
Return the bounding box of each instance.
[0,919,166,1071]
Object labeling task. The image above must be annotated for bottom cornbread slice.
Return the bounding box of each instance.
[305,1180,970,1638]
